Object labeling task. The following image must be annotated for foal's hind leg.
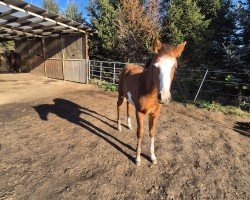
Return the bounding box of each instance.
[136,111,145,166]
[117,95,124,132]
[127,101,132,130]
[149,110,160,164]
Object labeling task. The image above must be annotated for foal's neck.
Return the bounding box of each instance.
[141,64,158,97]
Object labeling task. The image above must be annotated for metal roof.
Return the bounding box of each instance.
[0,0,95,40]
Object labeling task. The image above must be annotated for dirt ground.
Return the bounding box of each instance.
[0,74,249,200]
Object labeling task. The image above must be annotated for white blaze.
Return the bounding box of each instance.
[154,57,176,95]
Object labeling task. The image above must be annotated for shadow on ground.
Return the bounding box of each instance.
[234,121,250,137]
[33,98,150,164]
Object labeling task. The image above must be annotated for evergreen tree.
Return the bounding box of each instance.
[161,0,237,69]
[63,0,84,23]
[42,0,59,14]
[161,0,211,67]
[221,1,250,106]
[206,0,236,68]
[87,0,119,60]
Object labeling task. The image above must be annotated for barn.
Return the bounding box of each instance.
[0,0,95,83]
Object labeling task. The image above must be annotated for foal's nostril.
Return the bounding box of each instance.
[157,93,161,101]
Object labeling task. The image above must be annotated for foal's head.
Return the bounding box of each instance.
[150,39,186,104]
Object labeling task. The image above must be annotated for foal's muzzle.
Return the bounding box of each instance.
[157,92,171,104]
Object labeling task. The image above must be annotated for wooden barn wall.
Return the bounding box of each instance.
[30,58,45,76]
[45,59,63,79]
[63,34,87,83]
[64,35,85,59]
[15,38,29,59]
[64,60,87,83]
[28,38,45,76]
[28,38,43,58]
[15,39,30,72]
[14,34,88,83]
[43,37,63,79]
[44,37,63,58]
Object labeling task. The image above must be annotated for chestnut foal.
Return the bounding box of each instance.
[117,39,186,166]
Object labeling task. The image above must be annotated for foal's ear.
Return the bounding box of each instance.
[152,38,162,53]
[172,41,186,57]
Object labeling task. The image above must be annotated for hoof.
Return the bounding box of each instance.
[128,125,132,130]
[151,156,157,164]
[135,158,141,166]
[151,159,157,164]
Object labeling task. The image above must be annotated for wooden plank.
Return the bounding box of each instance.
[80,60,86,83]
[28,37,43,58]
[63,60,87,83]
[15,38,29,59]
[30,58,45,76]
[44,36,62,58]
[45,59,63,79]
[54,60,63,79]
[63,35,84,59]
[84,33,88,82]
[61,34,65,80]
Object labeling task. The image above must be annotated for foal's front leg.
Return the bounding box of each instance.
[149,110,160,164]
[135,111,145,166]
[127,101,132,130]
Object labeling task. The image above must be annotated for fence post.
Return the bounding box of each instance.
[88,60,90,81]
[113,63,116,84]
[100,61,102,81]
[194,69,209,102]
[92,60,95,79]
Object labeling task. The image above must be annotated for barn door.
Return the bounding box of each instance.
[62,35,87,83]
[63,60,87,83]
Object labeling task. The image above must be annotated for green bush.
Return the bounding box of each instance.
[89,79,118,92]
[195,100,249,117]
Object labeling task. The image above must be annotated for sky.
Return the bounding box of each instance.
[25,0,244,24]
[25,0,90,22]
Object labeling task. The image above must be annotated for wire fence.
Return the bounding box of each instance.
[88,59,250,108]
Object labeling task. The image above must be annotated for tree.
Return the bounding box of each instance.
[116,0,161,62]
[220,1,250,107]
[161,0,238,69]
[63,0,84,23]
[161,0,211,67]
[87,0,119,60]
[88,0,161,61]
[42,0,59,14]
[206,0,236,68]
[237,0,250,45]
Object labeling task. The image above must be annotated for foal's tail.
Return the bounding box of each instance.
[117,67,128,132]
[118,67,127,98]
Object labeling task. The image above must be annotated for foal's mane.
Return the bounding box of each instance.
[144,56,154,70]
[144,44,176,70]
